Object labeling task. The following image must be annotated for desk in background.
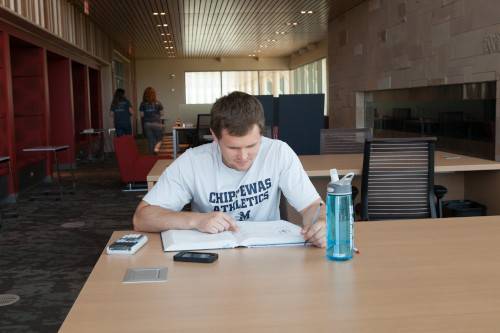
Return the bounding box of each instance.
[80,128,105,160]
[22,146,76,196]
[60,216,500,332]
[147,151,500,215]
[172,126,196,159]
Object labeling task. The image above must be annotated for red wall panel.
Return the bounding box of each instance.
[12,77,44,116]
[48,54,74,164]
[72,62,89,154]
[10,47,43,77]
[10,40,47,170]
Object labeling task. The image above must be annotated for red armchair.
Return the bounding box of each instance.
[114,135,158,191]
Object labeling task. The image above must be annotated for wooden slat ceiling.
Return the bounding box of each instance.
[76,0,364,59]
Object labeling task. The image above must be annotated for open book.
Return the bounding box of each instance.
[160,220,305,252]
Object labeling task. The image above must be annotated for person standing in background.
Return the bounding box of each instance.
[110,88,132,136]
[140,86,164,153]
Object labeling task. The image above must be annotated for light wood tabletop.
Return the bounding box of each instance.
[300,151,500,177]
[60,216,500,333]
[147,151,500,188]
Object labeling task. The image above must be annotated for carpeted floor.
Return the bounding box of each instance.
[0,158,144,332]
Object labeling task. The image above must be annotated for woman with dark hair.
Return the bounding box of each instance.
[140,86,164,153]
[110,88,132,136]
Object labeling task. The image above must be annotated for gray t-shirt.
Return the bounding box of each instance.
[143,137,319,222]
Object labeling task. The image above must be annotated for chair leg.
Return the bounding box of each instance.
[434,185,448,218]
[122,182,148,192]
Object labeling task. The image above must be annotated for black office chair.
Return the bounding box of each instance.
[361,137,439,221]
[320,128,373,203]
[195,114,212,146]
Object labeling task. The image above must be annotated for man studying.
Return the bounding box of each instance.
[133,91,326,247]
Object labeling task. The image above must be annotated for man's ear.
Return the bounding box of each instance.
[210,129,218,143]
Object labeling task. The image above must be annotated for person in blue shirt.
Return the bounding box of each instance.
[110,88,132,136]
[140,86,164,153]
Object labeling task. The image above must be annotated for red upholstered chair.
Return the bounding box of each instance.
[114,135,158,191]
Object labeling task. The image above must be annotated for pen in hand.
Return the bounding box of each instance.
[304,202,323,246]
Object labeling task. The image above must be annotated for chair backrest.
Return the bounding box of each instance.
[361,137,437,221]
[320,128,373,154]
[114,135,139,181]
[196,114,212,145]
[114,135,158,183]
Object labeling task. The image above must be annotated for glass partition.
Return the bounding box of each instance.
[364,82,496,159]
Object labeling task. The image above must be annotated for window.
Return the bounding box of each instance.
[184,58,326,106]
[113,60,125,89]
[185,71,221,104]
[290,58,327,114]
[290,58,325,94]
[259,71,290,96]
[221,71,259,96]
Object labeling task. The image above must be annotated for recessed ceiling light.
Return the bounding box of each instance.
[157,24,162,27]
[160,12,166,15]
[168,41,173,43]
[163,24,168,27]
[169,46,174,49]
[153,12,158,15]
[161,33,165,36]
[163,41,167,43]
[300,10,306,14]
[166,33,171,35]
[308,10,313,14]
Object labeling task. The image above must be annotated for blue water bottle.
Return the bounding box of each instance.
[326,170,355,261]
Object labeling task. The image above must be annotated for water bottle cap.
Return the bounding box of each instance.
[327,172,355,195]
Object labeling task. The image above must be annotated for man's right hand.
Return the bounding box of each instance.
[195,212,239,234]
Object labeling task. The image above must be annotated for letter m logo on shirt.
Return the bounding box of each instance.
[238,210,250,221]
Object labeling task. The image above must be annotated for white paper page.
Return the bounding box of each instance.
[233,220,305,247]
[161,229,237,251]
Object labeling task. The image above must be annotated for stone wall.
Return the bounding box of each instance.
[328,0,500,158]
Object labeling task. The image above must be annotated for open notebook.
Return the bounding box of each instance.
[160,220,305,252]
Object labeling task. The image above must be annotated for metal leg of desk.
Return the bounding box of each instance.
[53,151,64,198]
[173,128,178,159]
[70,165,77,189]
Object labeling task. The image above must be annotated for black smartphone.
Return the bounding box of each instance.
[173,251,218,263]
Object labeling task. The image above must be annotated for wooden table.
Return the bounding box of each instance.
[148,151,500,183]
[298,151,500,177]
[146,151,500,215]
[60,216,500,332]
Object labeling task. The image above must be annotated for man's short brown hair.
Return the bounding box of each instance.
[210,91,265,139]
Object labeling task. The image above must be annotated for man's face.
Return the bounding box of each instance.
[213,124,261,171]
